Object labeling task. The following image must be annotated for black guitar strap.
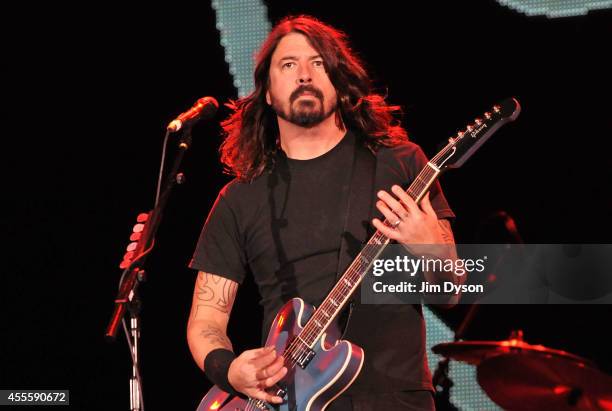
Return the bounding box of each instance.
[334,135,377,337]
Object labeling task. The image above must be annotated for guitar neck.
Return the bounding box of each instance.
[289,97,521,350]
[297,162,443,348]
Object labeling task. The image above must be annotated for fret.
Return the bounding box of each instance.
[426,161,440,172]
[414,173,430,185]
[296,335,309,347]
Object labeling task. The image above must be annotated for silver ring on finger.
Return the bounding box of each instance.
[392,219,401,228]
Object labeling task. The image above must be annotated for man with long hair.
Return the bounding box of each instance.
[187,15,456,410]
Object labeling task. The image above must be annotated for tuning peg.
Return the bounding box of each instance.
[137,213,149,223]
[475,118,483,126]
[129,232,141,242]
[126,242,138,252]
[493,105,501,113]
[457,131,465,138]
[484,112,492,119]
[133,223,145,233]
[466,125,474,132]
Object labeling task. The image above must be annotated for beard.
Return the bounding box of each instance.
[270,86,337,128]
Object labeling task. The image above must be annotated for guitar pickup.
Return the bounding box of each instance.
[296,348,316,369]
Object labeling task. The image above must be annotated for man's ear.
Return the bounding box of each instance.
[266,90,271,105]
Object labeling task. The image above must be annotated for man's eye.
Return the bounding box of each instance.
[282,62,295,69]
[313,60,324,67]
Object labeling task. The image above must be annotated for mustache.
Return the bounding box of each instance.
[290,85,324,103]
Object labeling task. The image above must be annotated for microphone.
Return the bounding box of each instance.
[167,96,218,132]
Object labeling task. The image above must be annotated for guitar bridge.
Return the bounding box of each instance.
[246,399,271,410]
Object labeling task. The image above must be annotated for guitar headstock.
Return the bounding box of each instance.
[432,98,521,170]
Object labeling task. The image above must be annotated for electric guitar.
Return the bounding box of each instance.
[197,98,521,411]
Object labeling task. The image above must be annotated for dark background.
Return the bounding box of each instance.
[3,1,611,409]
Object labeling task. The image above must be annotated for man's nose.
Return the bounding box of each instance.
[297,64,312,84]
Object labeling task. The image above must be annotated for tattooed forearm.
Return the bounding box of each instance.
[195,272,238,314]
[438,219,455,245]
[200,323,232,350]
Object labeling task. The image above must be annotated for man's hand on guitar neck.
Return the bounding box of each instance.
[373,186,448,251]
[228,346,287,404]
[372,185,464,306]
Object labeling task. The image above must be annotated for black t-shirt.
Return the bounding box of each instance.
[190,130,455,393]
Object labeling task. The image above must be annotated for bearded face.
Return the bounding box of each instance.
[266,32,338,129]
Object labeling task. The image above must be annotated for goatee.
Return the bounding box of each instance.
[271,86,336,128]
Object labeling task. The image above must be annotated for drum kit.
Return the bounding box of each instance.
[432,330,612,410]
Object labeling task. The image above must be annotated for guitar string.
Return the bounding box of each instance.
[244,117,498,408]
[299,162,439,342]
[295,166,439,347]
[276,230,388,369]
[243,140,454,409]
[296,164,440,346]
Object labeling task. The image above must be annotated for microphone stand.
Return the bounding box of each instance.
[105,126,194,411]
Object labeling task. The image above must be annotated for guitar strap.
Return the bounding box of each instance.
[334,134,377,337]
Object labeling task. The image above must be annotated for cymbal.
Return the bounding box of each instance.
[477,353,612,411]
[431,338,593,366]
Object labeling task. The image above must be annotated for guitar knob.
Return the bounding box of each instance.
[484,112,492,119]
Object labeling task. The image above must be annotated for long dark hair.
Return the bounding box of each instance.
[220,15,408,181]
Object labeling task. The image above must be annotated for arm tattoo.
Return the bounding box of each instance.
[438,219,463,286]
[438,219,455,245]
[200,323,232,350]
[195,272,238,315]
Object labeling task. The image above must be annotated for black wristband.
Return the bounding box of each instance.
[204,348,239,395]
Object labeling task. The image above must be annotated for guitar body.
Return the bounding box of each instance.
[197,298,364,411]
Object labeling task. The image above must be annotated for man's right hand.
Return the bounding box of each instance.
[227,346,288,404]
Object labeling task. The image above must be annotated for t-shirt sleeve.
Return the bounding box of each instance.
[188,187,248,284]
[404,144,456,221]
